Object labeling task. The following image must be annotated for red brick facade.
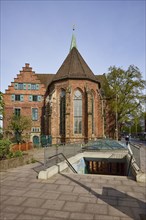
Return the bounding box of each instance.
[44,79,104,144]
[3,47,111,145]
[3,64,46,144]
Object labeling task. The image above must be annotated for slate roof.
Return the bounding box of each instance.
[52,47,100,85]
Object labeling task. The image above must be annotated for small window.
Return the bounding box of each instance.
[32,95,38,102]
[18,83,23,90]
[32,108,38,121]
[31,84,37,90]
[14,108,21,116]
[15,95,21,101]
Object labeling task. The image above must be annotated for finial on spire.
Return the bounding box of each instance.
[70,25,77,51]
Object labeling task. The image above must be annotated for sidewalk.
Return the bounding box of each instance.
[0,157,146,219]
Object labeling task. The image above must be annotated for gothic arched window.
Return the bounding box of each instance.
[74,90,82,134]
[60,90,66,135]
[91,93,94,134]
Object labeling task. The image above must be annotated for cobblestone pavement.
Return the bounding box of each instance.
[0,161,146,220]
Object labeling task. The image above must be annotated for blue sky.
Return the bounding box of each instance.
[1,0,145,93]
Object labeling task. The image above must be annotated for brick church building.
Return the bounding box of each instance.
[3,34,114,145]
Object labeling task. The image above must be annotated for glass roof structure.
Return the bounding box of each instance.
[83,139,127,151]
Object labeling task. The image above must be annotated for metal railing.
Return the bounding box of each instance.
[128,143,140,168]
[44,142,83,169]
[44,153,77,173]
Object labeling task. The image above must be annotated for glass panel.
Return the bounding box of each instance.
[18,83,23,90]
[15,95,20,101]
[91,94,94,134]
[14,108,21,116]
[32,108,38,120]
[31,84,37,90]
[60,90,66,135]
[74,90,82,134]
[32,95,38,101]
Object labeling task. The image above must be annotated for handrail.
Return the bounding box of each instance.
[45,153,77,173]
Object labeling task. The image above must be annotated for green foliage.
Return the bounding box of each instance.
[0,139,11,160]
[6,150,23,159]
[0,91,4,116]
[9,115,32,143]
[103,65,146,132]
[0,139,24,160]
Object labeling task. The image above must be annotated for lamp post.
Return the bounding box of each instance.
[115,94,118,141]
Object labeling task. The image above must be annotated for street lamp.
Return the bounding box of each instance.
[115,94,118,141]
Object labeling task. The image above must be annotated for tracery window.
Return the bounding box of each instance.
[91,93,94,134]
[60,90,66,135]
[74,90,82,134]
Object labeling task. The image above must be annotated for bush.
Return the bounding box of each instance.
[0,139,11,160]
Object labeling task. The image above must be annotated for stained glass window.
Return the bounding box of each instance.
[91,93,94,134]
[74,90,82,134]
[60,90,66,135]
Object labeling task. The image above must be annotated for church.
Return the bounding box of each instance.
[3,33,112,145]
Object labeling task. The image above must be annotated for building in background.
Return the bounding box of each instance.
[3,34,113,145]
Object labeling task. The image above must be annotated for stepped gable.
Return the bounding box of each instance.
[52,47,100,85]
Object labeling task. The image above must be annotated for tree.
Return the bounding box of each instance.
[0,92,4,137]
[8,115,32,143]
[103,65,146,138]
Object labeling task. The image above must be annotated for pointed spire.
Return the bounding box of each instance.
[70,25,77,51]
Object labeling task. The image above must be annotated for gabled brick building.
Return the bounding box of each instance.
[3,34,114,145]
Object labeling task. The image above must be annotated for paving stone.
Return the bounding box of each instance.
[22,197,45,207]
[3,196,27,205]
[42,199,65,210]
[77,195,97,203]
[40,191,60,200]
[6,189,27,196]
[73,185,90,194]
[1,212,18,220]
[16,213,42,220]
[3,205,25,214]
[46,210,70,219]
[85,203,108,215]
[23,189,44,198]
[24,207,47,215]
[63,201,85,212]
[57,185,74,192]
[27,182,45,189]
[41,183,59,191]
[94,215,120,220]
[58,193,78,201]
[55,179,71,185]
[108,205,132,218]
[70,212,94,219]
[0,195,10,202]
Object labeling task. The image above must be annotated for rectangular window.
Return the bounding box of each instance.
[14,108,21,116]
[30,84,39,90]
[31,84,37,90]
[18,83,23,90]
[15,95,21,101]
[32,95,38,101]
[31,127,40,132]
[32,108,38,121]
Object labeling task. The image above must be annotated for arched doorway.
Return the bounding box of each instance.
[33,136,39,146]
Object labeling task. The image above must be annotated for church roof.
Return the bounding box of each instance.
[36,73,54,88]
[52,47,99,85]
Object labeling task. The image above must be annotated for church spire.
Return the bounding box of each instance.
[70,25,77,51]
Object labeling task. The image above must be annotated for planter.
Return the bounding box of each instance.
[0,155,33,171]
